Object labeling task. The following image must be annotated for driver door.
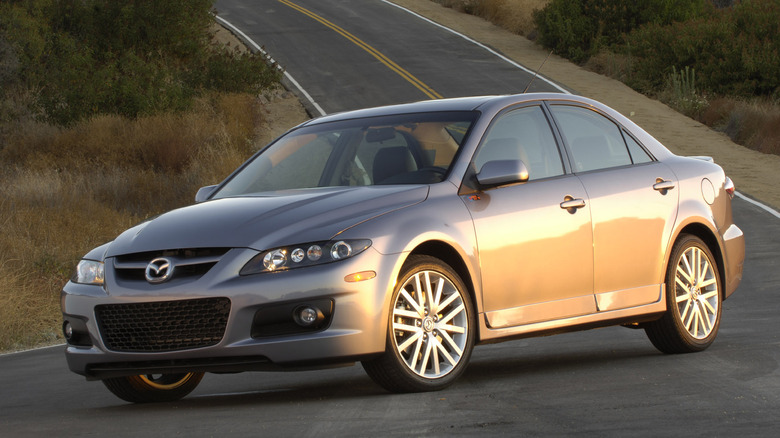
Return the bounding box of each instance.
[464,105,596,328]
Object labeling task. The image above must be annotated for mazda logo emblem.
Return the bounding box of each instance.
[145,258,174,284]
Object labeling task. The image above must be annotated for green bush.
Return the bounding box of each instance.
[627,0,780,98]
[533,0,593,63]
[533,0,711,64]
[0,0,279,125]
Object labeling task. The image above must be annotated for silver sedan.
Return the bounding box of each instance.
[61,93,745,403]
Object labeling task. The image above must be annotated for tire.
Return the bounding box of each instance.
[645,234,722,354]
[102,372,204,403]
[362,255,475,393]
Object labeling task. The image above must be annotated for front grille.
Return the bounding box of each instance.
[95,297,231,352]
[113,248,230,283]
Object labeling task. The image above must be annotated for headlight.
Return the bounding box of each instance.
[240,239,371,275]
[74,260,105,285]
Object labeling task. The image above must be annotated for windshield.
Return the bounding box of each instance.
[214,111,478,198]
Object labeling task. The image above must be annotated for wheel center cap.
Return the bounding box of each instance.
[422,316,435,332]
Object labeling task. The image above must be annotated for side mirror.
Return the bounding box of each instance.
[476,160,529,188]
[195,185,218,203]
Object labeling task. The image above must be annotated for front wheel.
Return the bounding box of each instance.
[102,372,204,403]
[362,255,475,393]
[645,234,722,353]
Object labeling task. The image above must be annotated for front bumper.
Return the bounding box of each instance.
[61,247,398,379]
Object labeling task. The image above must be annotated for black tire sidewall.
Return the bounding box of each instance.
[102,372,204,403]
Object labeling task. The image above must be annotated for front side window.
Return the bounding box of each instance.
[473,105,564,181]
[213,111,478,198]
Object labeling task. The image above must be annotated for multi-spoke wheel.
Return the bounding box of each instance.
[362,255,474,392]
[645,234,722,353]
[102,372,204,403]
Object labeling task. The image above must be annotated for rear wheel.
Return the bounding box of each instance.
[102,372,204,403]
[645,234,722,353]
[362,255,475,393]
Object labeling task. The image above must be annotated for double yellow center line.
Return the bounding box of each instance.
[278,0,443,100]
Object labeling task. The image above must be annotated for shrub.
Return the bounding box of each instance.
[660,66,708,118]
[0,0,279,125]
[533,0,593,63]
[626,0,779,98]
[533,0,711,64]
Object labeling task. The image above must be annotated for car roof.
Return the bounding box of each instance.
[302,93,592,126]
[295,93,675,161]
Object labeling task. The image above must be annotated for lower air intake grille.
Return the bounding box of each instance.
[96,297,231,352]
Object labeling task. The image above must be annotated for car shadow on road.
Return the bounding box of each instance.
[88,339,671,410]
[91,371,385,411]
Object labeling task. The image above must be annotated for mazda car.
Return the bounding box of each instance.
[61,93,745,403]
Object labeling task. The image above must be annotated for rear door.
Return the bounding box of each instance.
[548,103,679,311]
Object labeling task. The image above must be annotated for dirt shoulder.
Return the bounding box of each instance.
[390,0,779,210]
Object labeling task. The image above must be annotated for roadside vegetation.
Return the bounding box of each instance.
[433,0,780,156]
[0,0,280,351]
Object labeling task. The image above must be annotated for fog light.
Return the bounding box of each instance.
[293,306,324,327]
[63,321,73,340]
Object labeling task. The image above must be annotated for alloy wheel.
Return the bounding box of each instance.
[674,246,720,339]
[391,270,468,378]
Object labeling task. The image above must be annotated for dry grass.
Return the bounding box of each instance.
[0,92,265,352]
[475,0,549,36]
[433,0,550,36]
[703,98,780,155]
[584,50,633,83]
[0,268,62,350]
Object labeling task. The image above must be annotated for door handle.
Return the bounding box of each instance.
[653,178,675,193]
[560,196,586,212]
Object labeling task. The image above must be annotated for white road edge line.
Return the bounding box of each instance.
[384,0,780,218]
[0,343,63,357]
[215,15,327,117]
[735,192,780,219]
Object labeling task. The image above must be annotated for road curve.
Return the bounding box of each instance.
[213,0,566,115]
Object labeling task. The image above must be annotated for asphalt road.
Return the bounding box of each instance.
[2,1,778,436]
[213,0,567,115]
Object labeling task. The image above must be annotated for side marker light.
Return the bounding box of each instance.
[344,271,377,283]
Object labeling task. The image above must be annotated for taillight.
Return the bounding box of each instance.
[725,177,736,199]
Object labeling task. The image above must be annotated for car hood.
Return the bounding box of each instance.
[105,185,429,257]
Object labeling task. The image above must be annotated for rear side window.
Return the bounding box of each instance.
[623,130,653,164]
[550,105,633,173]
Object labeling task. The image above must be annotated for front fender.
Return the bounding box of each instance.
[338,183,482,314]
